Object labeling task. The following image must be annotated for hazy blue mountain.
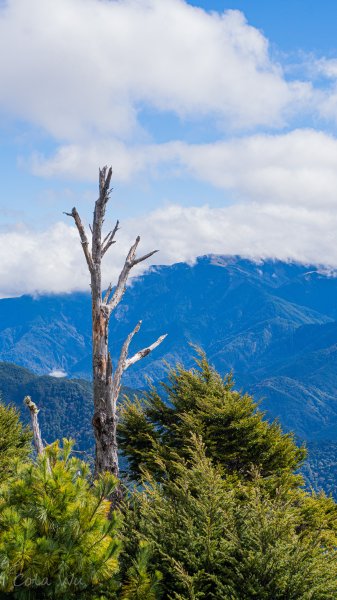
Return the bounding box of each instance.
[1,255,337,444]
[0,293,92,374]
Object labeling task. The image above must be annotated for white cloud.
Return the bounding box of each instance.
[0,217,173,296]
[30,139,178,182]
[307,58,337,125]
[0,0,310,141]
[315,58,337,79]
[132,202,337,266]
[1,198,337,297]
[49,369,67,378]
[0,0,337,294]
[32,129,337,210]
[0,223,88,296]
[176,129,337,208]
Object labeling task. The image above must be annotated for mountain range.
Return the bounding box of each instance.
[2,255,337,492]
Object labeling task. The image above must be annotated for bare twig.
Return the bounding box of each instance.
[132,249,158,266]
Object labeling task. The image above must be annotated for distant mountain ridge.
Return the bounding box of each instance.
[2,255,337,444]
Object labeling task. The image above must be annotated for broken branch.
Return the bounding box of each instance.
[64,207,94,273]
[111,321,142,406]
[125,334,167,369]
[92,166,113,262]
[99,165,113,201]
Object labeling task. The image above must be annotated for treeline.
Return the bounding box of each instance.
[1,356,337,598]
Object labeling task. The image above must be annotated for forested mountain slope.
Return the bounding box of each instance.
[0,362,134,458]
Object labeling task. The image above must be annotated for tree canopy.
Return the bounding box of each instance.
[119,353,305,483]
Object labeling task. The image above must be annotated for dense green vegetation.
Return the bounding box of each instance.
[0,437,160,599]
[0,402,31,483]
[118,356,337,597]
[2,357,337,598]
[123,439,337,599]
[0,441,121,598]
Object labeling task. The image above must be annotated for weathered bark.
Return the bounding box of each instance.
[66,166,167,484]
[24,395,44,456]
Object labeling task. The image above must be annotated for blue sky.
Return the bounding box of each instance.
[193,0,337,54]
[2,0,337,295]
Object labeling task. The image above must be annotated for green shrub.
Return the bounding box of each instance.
[0,440,121,599]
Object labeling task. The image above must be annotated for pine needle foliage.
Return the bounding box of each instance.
[0,440,121,599]
[125,437,337,600]
[119,354,305,483]
[0,402,31,483]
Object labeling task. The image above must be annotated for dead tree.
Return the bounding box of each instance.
[24,395,44,456]
[66,166,166,480]
[24,396,51,472]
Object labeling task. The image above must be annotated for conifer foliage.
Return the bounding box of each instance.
[124,438,337,599]
[120,542,162,600]
[119,353,305,482]
[0,402,31,483]
[119,356,337,598]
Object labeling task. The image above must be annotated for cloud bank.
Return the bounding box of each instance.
[1,197,337,297]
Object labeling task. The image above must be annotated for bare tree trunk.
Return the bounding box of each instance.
[24,395,44,456]
[66,166,166,483]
